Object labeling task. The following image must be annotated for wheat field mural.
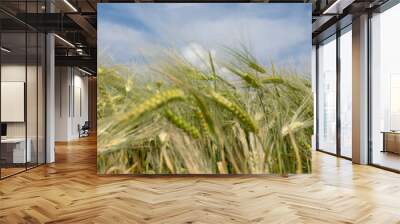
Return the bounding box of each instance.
[97,3,312,174]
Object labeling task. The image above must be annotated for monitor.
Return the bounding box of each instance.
[1,123,7,137]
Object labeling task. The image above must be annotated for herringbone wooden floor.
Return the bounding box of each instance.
[1,136,400,224]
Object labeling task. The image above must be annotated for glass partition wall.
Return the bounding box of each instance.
[370,3,400,171]
[339,26,352,159]
[316,25,352,159]
[317,35,337,155]
[0,3,46,179]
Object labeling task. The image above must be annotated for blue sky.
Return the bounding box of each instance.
[98,3,311,73]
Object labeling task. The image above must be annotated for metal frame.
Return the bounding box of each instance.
[315,44,320,152]
[367,11,373,166]
[315,0,400,172]
[367,0,400,173]
[0,0,48,180]
[315,21,353,162]
[315,32,338,156]
[336,22,341,158]
[0,22,2,179]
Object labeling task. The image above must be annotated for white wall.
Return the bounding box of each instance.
[55,67,89,141]
[1,65,38,138]
[55,67,70,141]
[1,63,46,164]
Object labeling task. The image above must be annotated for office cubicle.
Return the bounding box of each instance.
[0,1,46,179]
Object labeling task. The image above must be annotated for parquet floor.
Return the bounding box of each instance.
[0,167,26,178]
[1,136,400,224]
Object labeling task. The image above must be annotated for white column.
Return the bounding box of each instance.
[45,0,56,163]
[46,32,55,163]
[352,14,369,164]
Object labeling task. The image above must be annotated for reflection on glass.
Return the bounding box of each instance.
[318,36,337,154]
[38,33,46,165]
[27,31,38,169]
[340,28,352,158]
[1,32,27,177]
[0,1,47,179]
[371,3,400,171]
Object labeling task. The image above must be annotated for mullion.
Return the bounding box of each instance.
[367,11,373,166]
[336,28,341,157]
[316,44,319,151]
[36,0,39,168]
[25,0,28,171]
[0,26,2,179]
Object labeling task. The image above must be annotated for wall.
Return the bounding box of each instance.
[1,65,26,143]
[1,63,45,165]
[55,67,69,141]
[1,64,40,137]
[55,67,89,141]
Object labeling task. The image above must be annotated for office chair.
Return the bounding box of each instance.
[79,121,90,138]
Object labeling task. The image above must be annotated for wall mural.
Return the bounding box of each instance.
[97,3,313,174]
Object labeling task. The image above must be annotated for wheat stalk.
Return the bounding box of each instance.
[208,91,258,133]
[113,89,185,126]
[164,109,200,139]
[97,47,313,175]
[194,108,210,136]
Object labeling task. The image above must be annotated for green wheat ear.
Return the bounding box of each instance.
[262,76,301,91]
[164,109,200,139]
[225,66,261,89]
[261,76,285,84]
[209,91,258,133]
[247,61,266,74]
[115,89,186,125]
[194,108,209,136]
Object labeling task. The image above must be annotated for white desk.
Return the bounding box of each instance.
[1,138,32,163]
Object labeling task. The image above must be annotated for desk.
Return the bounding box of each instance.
[382,131,400,154]
[1,138,32,163]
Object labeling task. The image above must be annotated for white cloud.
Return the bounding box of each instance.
[181,43,216,69]
[98,4,311,73]
[98,21,163,63]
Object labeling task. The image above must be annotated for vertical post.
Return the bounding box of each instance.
[46,1,55,163]
[336,28,341,157]
[315,45,320,151]
[0,26,2,179]
[25,2,28,170]
[367,12,373,165]
[352,14,369,164]
[312,45,318,150]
